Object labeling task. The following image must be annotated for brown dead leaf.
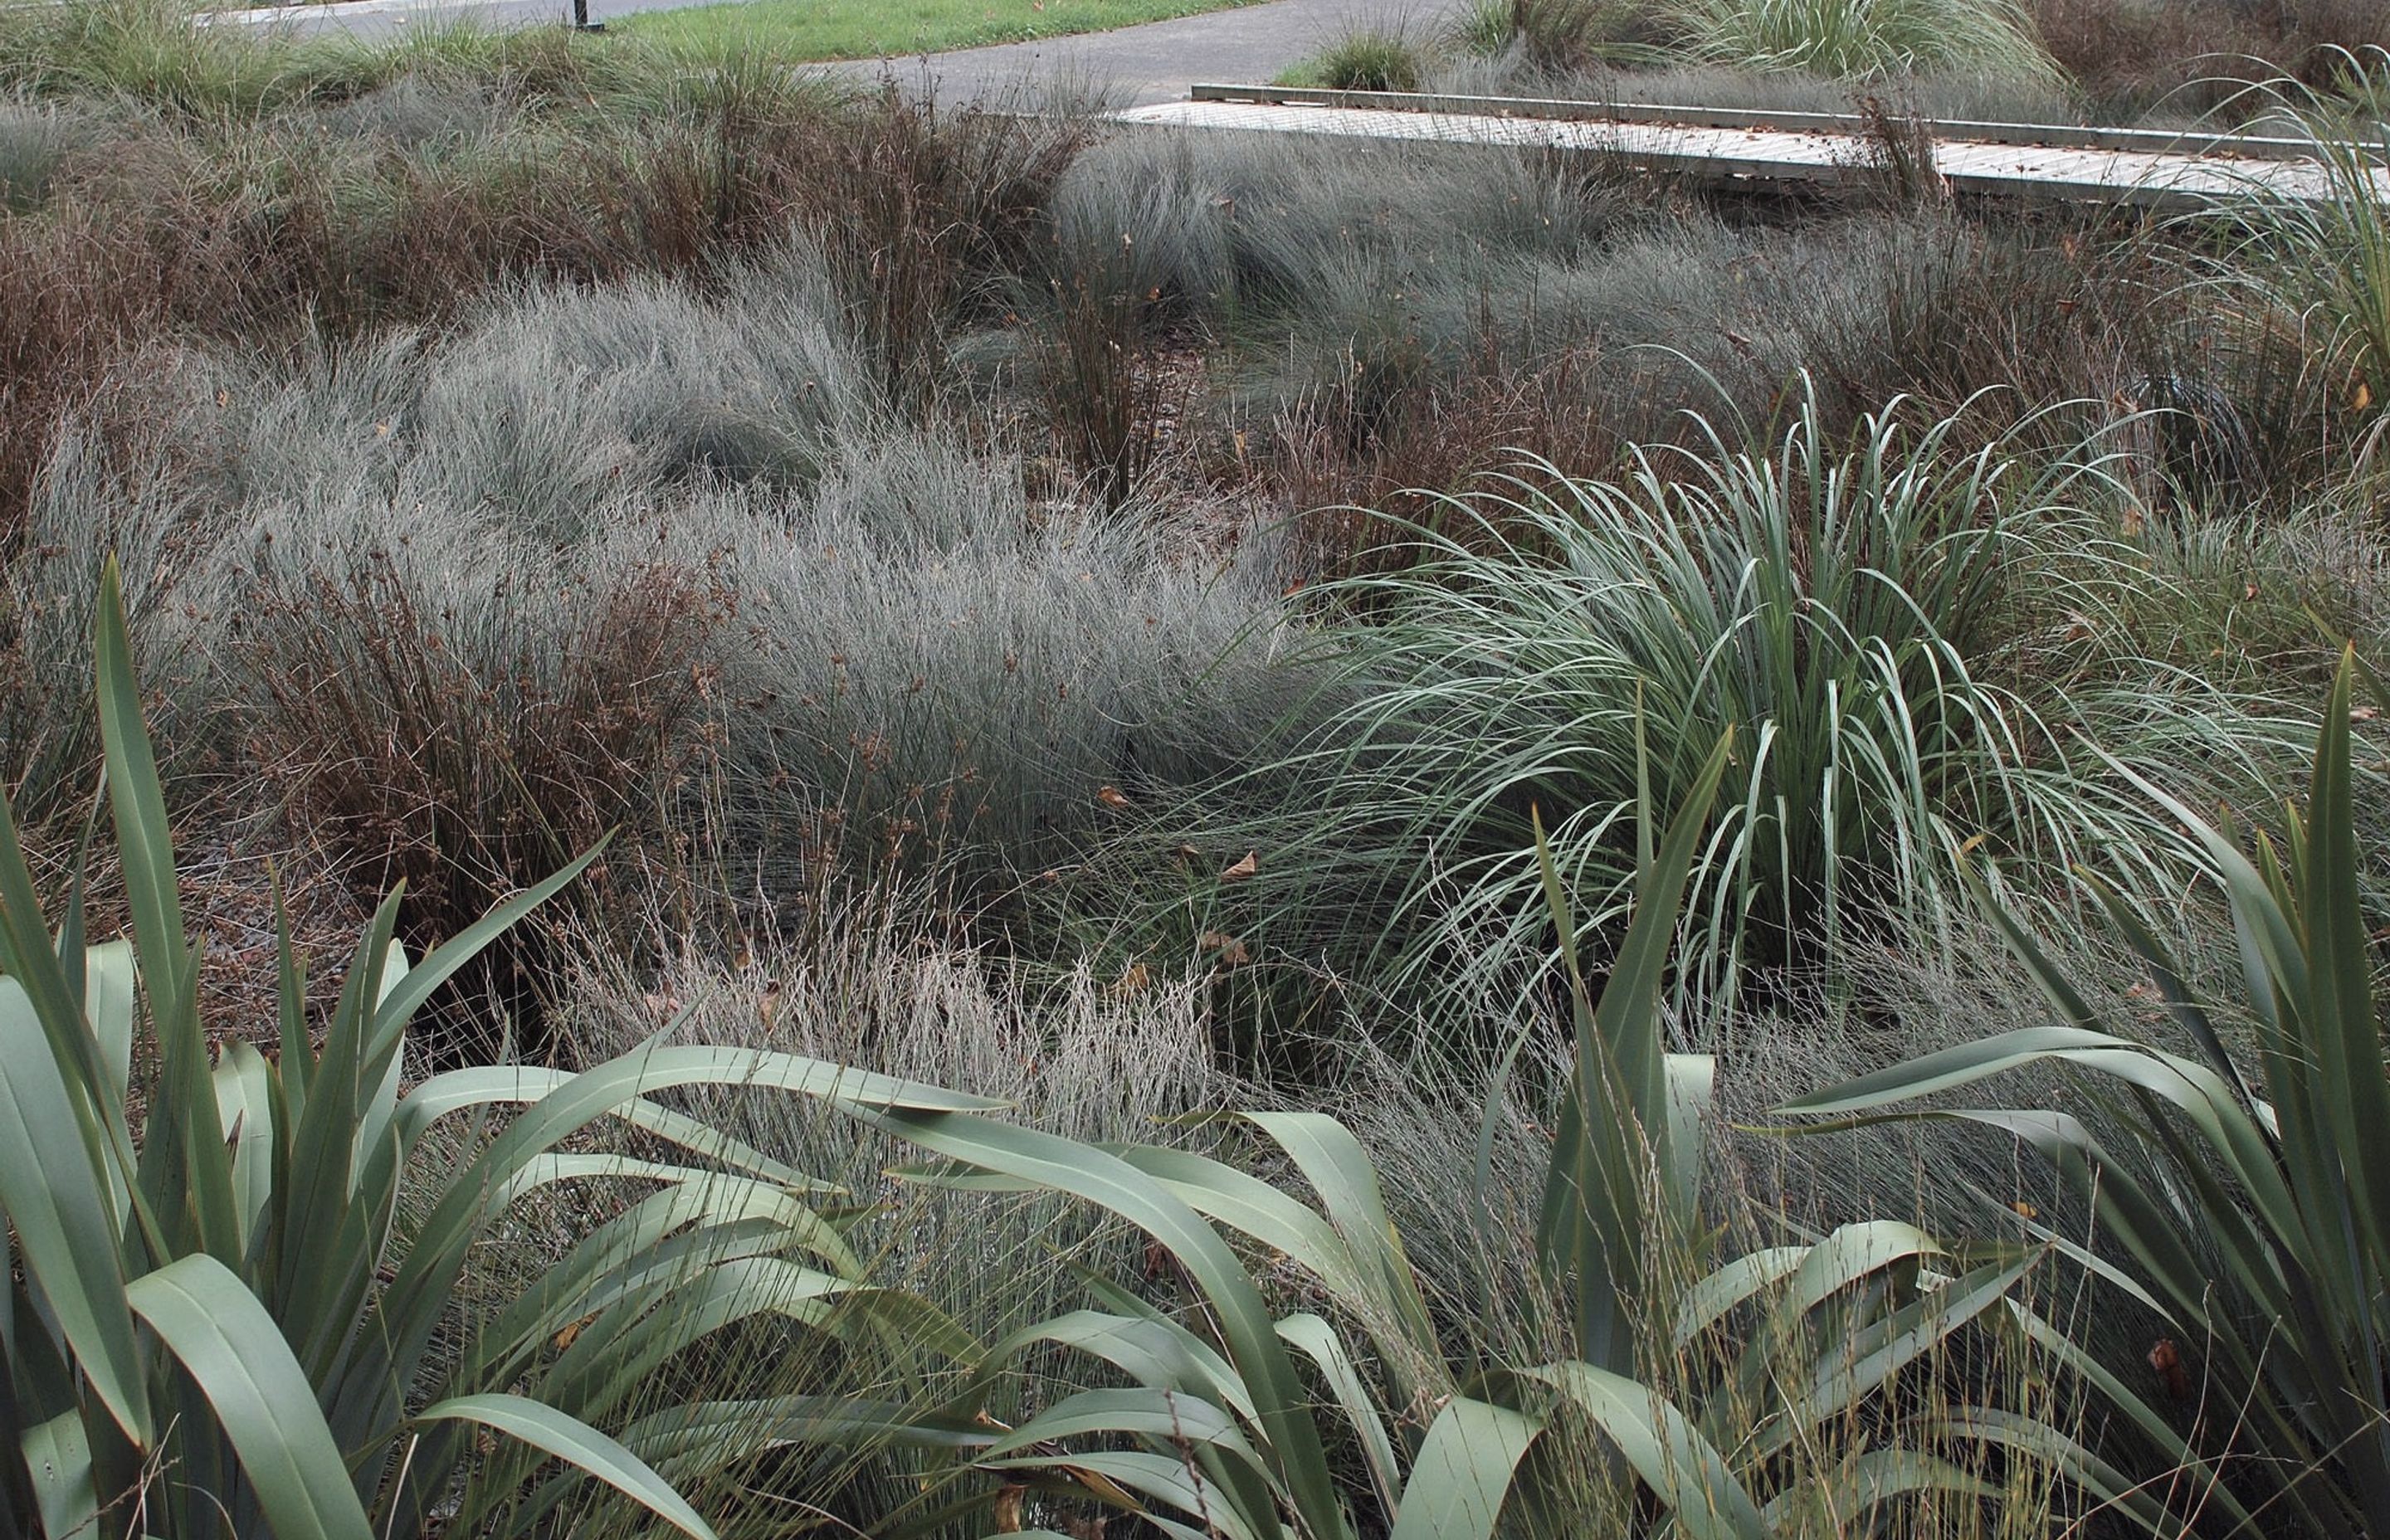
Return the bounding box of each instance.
[2149,1338,2192,1401]
[1220,851,1258,883]
[1096,784,1133,811]
[1200,930,1250,965]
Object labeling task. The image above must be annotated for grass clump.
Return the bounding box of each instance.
[2030,0,2390,118]
[121,259,1291,1039]
[1456,0,1675,72]
[0,92,95,212]
[1176,389,2295,1021]
[1294,25,1430,92]
[0,565,993,1540]
[2194,49,2390,460]
[1670,0,2062,84]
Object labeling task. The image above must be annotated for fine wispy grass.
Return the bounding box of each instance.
[1379,0,2390,121]
[5,239,1303,997]
[1280,24,1431,91]
[0,91,97,212]
[548,901,1232,1537]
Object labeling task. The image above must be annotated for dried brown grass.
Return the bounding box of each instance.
[237,552,721,1056]
[0,83,1090,540]
[2028,0,2390,117]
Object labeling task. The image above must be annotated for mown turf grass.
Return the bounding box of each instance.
[620,0,1261,61]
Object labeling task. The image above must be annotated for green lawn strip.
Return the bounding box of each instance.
[620,0,1266,62]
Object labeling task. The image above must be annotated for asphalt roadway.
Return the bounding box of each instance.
[206,0,1457,107]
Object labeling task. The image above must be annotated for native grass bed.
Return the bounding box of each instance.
[5,4,2390,1538]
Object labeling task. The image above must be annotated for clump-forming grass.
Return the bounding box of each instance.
[1163,388,2306,1027]
[2193,49,2390,466]
[2031,0,2390,119]
[1291,24,1430,92]
[0,27,1087,519]
[19,20,2390,1540]
[0,426,214,824]
[1671,0,2063,84]
[1046,131,2190,494]
[1046,129,1617,329]
[0,91,98,212]
[1330,0,2071,101]
[47,247,1302,978]
[663,433,1300,914]
[536,881,2090,1540]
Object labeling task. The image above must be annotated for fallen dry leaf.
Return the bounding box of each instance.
[2149,1338,2192,1401]
[1220,851,1258,883]
[1200,930,1250,965]
[1096,784,1133,811]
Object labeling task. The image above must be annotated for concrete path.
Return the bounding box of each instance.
[829,0,1456,108]
[202,0,697,39]
[206,0,1456,102]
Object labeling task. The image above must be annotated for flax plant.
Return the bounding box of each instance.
[0,563,989,1540]
[1785,653,2390,1537]
[741,735,2150,1539]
